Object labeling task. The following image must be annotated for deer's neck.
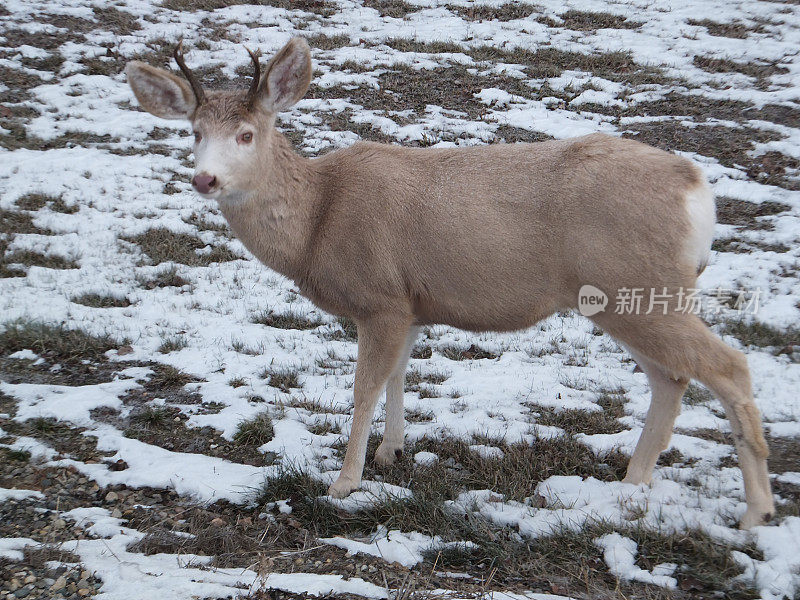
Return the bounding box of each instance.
[217,132,320,281]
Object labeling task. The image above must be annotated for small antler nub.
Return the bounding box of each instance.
[245,47,261,107]
[173,40,206,106]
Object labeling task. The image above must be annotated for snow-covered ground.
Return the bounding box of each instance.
[1,0,799,598]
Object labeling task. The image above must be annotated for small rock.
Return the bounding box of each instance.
[52,519,66,530]
[111,508,122,519]
[78,589,92,597]
[105,491,118,502]
[108,459,128,472]
[76,580,90,590]
[22,577,35,585]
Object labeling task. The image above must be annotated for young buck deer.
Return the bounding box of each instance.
[126,38,774,528]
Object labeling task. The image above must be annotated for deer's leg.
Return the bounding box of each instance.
[596,313,773,529]
[328,315,411,499]
[621,351,688,485]
[375,326,421,466]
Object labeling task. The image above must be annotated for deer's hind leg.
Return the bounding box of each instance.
[621,350,688,485]
[594,312,773,529]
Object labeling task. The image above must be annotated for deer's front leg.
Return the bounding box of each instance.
[328,315,412,499]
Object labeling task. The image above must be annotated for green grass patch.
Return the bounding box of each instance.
[71,293,131,308]
[262,367,302,392]
[1,208,51,235]
[124,228,240,267]
[160,0,335,15]
[253,309,323,330]
[559,9,642,30]
[448,3,539,21]
[721,319,799,355]
[439,343,498,360]
[146,364,198,389]
[157,335,188,354]
[129,405,175,429]
[233,412,274,446]
[0,319,126,362]
[136,265,191,289]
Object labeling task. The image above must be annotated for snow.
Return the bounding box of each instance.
[1,0,799,598]
[0,488,45,502]
[595,532,677,588]
[321,527,440,567]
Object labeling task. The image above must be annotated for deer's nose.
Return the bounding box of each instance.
[192,173,217,194]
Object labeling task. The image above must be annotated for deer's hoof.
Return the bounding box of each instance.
[739,508,772,530]
[374,441,403,466]
[327,476,359,499]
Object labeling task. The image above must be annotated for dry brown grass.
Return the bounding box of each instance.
[124,228,240,266]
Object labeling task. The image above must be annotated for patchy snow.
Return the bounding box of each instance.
[595,533,677,588]
[0,488,44,503]
[321,527,440,567]
[1,0,799,598]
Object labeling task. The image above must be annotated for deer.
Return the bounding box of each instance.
[125,37,774,529]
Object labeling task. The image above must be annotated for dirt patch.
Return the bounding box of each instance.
[122,407,273,466]
[70,293,132,308]
[715,197,791,229]
[350,433,629,503]
[253,309,323,330]
[491,124,554,144]
[559,10,642,31]
[767,437,800,475]
[361,0,420,18]
[0,64,44,104]
[693,55,788,88]
[309,63,522,121]
[447,3,539,21]
[0,208,52,236]
[438,343,498,360]
[713,238,791,254]
[720,319,799,357]
[688,18,764,39]
[0,320,126,364]
[136,265,191,289]
[531,394,626,436]
[123,227,241,266]
[92,5,142,35]
[468,46,670,86]
[160,0,336,16]
[621,120,792,188]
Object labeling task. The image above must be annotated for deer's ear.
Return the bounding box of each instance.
[257,38,312,113]
[126,61,197,120]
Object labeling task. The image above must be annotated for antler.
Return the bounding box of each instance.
[173,40,206,106]
[244,46,261,107]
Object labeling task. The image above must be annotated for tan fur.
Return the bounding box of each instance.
[126,38,774,528]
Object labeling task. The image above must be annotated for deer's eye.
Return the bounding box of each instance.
[194,132,202,143]
[237,131,253,144]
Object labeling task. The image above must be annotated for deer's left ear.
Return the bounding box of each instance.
[126,61,197,120]
[257,38,312,113]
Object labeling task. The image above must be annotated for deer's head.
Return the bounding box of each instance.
[126,38,312,201]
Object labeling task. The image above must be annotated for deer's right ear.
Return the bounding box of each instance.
[125,61,196,120]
